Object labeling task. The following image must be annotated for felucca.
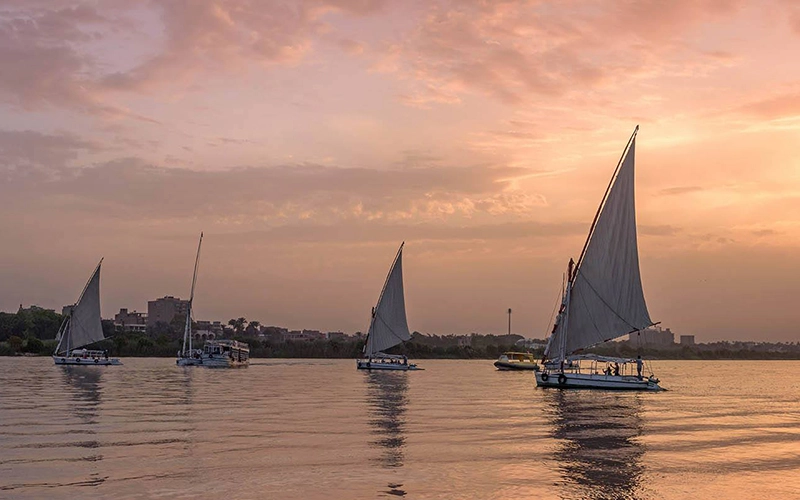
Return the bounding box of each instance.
[536,126,663,390]
[53,259,122,366]
[356,242,419,371]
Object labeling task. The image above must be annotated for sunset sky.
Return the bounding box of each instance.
[2,0,800,342]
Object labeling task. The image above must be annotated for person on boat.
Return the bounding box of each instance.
[604,365,612,376]
[613,362,620,376]
[636,355,643,379]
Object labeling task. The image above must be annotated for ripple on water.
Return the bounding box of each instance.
[1,358,799,499]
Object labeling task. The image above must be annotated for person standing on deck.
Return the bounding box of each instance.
[636,355,643,380]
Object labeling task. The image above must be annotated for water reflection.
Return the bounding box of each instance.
[364,370,409,497]
[175,367,197,454]
[365,371,409,468]
[59,367,105,485]
[60,367,103,426]
[547,391,645,500]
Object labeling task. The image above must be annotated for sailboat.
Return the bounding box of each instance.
[53,259,122,366]
[535,126,663,390]
[356,242,419,371]
[176,233,203,366]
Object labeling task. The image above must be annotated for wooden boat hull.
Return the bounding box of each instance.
[176,357,200,366]
[53,355,122,366]
[535,371,662,390]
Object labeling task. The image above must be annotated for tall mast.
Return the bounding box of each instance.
[183,233,203,355]
[54,315,70,355]
[363,242,404,356]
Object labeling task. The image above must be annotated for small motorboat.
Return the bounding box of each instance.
[494,351,539,371]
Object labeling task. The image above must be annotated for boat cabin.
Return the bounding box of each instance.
[498,352,536,363]
[68,348,109,360]
[364,353,408,365]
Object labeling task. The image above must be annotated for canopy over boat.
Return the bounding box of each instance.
[55,260,105,355]
[566,354,642,364]
[363,243,411,358]
[501,352,537,362]
[545,127,654,363]
[371,352,407,359]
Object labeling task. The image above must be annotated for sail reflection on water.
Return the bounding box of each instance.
[61,367,103,426]
[547,391,646,500]
[365,371,409,469]
[59,367,106,487]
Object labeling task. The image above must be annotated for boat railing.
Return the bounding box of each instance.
[68,349,109,359]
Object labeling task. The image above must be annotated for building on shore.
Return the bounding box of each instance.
[114,308,147,333]
[680,335,696,346]
[18,304,56,314]
[326,331,346,341]
[194,320,224,341]
[282,330,326,342]
[147,296,189,326]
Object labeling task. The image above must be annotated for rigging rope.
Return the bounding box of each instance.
[367,313,409,354]
[574,270,639,332]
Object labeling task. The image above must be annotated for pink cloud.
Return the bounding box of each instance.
[736,91,800,119]
[0,5,165,121]
[101,0,388,92]
[0,1,387,114]
[379,0,745,106]
[0,131,544,224]
[0,129,101,168]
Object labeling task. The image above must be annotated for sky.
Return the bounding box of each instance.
[2,0,800,342]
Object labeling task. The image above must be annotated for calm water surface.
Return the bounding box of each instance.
[1,358,799,499]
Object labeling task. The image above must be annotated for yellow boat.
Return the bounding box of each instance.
[494,352,539,371]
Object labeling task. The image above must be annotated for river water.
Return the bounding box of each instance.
[1,358,798,499]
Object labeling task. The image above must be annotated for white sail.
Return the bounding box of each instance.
[364,243,411,357]
[546,130,652,361]
[58,261,105,354]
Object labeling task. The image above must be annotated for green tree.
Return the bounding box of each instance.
[23,337,44,353]
[148,321,176,338]
[170,314,187,338]
[8,335,23,352]
[228,317,247,335]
